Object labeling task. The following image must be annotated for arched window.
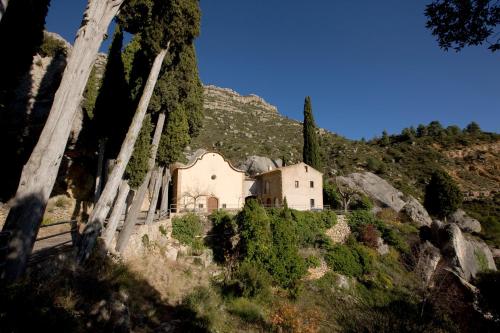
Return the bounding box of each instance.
[264,181,270,194]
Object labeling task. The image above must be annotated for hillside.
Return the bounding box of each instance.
[191,85,500,200]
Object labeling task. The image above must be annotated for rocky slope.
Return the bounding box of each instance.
[191,85,500,200]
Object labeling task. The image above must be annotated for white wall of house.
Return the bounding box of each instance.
[280,163,323,210]
[174,152,246,212]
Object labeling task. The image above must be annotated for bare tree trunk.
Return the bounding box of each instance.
[94,140,106,203]
[1,0,124,282]
[0,0,10,22]
[145,167,163,225]
[102,180,129,249]
[159,168,171,216]
[77,48,169,263]
[115,112,166,253]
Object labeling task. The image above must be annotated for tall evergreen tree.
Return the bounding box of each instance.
[157,104,190,165]
[302,96,321,169]
[424,169,462,219]
[125,114,152,188]
[92,25,133,159]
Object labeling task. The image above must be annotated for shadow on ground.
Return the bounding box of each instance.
[0,241,210,333]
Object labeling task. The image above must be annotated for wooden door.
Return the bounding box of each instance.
[207,196,219,213]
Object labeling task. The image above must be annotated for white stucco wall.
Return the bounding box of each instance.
[281,163,323,210]
[175,153,245,211]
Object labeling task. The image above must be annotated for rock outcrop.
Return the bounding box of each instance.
[414,241,442,286]
[238,155,282,175]
[448,209,482,233]
[400,196,432,227]
[435,223,496,281]
[204,85,278,114]
[336,172,406,212]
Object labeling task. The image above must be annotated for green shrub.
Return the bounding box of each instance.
[347,210,379,233]
[269,215,307,289]
[233,262,272,299]
[227,298,264,323]
[305,255,321,268]
[181,286,223,331]
[208,210,237,263]
[359,224,380,248]
[350,194,374,211]
[159,225,167,236]
[324,243,374,277]
[324,244,363,277]
[172,213,203,246]
[39,34,67,57]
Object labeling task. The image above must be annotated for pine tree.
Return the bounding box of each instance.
[157,104,190,165]
[381,130,390,146]
[92,25,133,158]
[424,169,462,219]
[302,96,321,169]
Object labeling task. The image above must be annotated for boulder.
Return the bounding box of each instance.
[438,223,496,281]
[239,155,282,175]
[336,172,406,212]
[414,241,442,286]
[376,237,389,255]
[448,209,481,233]
[400,196,432,227]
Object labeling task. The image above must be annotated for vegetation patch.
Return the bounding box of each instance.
[172,213,204,247]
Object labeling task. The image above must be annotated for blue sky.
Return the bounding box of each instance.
[46,0,500,140]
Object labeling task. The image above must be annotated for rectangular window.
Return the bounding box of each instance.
[199,204,204,209]
[310,181,314,188]
[310,199,315,208]
[305,166,309,172]
[295,181,299,188]
[222,204,227,209]
[264,181,270,194]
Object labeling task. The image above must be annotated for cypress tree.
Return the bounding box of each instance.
[92,25,133,159]
[424,169,462,219]
[157,104,190,165]
[125,114,153,188]
[302,96,321,169]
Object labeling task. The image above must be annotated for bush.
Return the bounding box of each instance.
[305,255,321,268]
[347,210,379,233]
[208,210,237,263]
[324,244,364,277]
[323,181,342,209]
[227,298,264,323]
[39,34,67,57]
[350,194,374,211]
[289,210,336,247]
[233,262,272,299]
[359,224,380,248]
[172,213,203,247]
[424,170,462,219]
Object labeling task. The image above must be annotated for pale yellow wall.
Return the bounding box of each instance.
[281,163,323,210]
[175,153,245,211]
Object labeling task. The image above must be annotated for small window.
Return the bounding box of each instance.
[310,181,314,188]
[310,199,315,208]
[222,204,227,209]
[305,166,309,172]
[295,181,299,188]
[199,204,204,209]
[211,174,217,180]
[265,181,270,194]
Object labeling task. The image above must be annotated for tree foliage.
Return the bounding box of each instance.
[157,104,190,166]
[302,96,321,169]
[425,0,500,52]
[424,169,463,218]
[92,26,133,159]
[125,114,152,188]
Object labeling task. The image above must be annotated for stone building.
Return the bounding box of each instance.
[170,152,323,213]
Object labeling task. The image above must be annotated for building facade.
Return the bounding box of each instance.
[170,152,323,213]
